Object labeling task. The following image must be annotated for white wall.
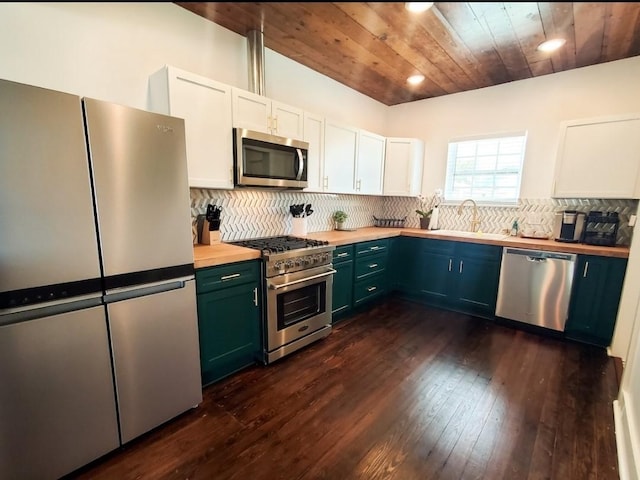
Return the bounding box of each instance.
[387,56,640,199]
[0,2,386,133]
[614,276,640,480]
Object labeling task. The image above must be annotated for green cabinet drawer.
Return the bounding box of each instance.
[196,260,260,294]
[355,239,389,257]
[333,244,354,262]
[354,252,387,280]
[354,275,387,305]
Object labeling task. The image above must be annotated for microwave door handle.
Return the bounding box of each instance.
[295,148,305,181]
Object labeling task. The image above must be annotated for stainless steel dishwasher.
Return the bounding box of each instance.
[495,248,577,331]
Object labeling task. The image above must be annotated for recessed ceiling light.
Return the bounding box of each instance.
[407,74,425,85]
[405,3,434,13]
[537,38,566,52]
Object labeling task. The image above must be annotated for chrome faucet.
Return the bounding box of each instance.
[457,199,481,232]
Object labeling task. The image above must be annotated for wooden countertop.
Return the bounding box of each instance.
[193,227,629,269]
[193,242,261,269]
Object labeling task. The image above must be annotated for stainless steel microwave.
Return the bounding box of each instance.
[233,128,309,189]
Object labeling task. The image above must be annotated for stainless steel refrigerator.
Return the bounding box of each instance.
[0,79,202,479]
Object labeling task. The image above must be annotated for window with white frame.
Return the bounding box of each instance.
[444,132,527,203]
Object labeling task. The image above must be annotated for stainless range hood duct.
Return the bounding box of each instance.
[247,30,265,96]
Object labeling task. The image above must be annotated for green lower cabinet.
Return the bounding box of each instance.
[196,261,262,386]
[332,259,353,319]
[353,240,390,306]
[393,237,502,319]
[419,251,454,305]
[565,255,628,347]
[390,237,424,295]
[454,253,501,317]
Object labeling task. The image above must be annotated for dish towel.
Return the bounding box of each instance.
[429,206,439,230]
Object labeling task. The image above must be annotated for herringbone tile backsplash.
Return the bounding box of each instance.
[191,189,638,246]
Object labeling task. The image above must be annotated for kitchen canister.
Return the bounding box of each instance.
[292,217,308,236]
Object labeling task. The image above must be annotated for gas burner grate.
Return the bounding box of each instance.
[231,235,329,254]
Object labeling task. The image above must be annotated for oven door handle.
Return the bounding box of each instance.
[268,269,337,290]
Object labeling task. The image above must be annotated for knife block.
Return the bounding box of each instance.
[197,215,221,245]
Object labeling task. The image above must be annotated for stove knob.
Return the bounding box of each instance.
[295,259,302,266]
[285,260,294,268]
[274,261,283,270]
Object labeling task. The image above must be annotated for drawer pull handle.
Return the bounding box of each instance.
[583,261,589,278]
[221,273,241,281]
[253,287,258,306]
[370,246,380,250]
[337,252,349,258]
[459,260,463,274]
[367,286,377,292]
[369,263,378,268]
[448,259,452,272]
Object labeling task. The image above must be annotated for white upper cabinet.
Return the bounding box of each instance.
[323,121,387,195]
[383,138,424,196]
[149,66,234,189]
[323,120,358,194]
[303,112,324,192]
[356,130,386,195]
[553,114,640,199]
[232,88,303,140]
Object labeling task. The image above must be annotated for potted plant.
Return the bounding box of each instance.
[416,192,440,230]
[415,208,432,230]
[332,210,348,230]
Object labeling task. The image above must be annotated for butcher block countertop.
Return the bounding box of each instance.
[193,242,261,269]
[193,227,629,269]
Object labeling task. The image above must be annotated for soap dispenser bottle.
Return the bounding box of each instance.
[511,219,519,237]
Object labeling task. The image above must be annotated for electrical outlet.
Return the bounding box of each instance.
[630,214,637,227]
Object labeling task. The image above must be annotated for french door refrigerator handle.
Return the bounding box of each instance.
[0,294,103,327]
[104,276,194,304]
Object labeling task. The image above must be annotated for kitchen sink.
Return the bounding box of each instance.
[427,229,511,240]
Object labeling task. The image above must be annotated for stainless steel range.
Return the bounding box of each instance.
[231,236,335,364]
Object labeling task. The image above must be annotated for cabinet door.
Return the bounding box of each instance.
[196,282,261,386]
[383,138,424,196]
[553,114,640,198]
[420,251,453,305]
[232,88,271,134]
[323,120,358,193]
[304,112,324,192]
[272,100,304,140]
[566,256,628,347]
[455,255,501,316]
[391,237,424,295]
[332,260,353,318]
[149,66,234,189]
[356,130,386,195]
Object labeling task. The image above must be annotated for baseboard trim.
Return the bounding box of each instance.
[614,397,640,480]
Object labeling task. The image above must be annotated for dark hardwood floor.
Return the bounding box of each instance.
[68,296,620,480]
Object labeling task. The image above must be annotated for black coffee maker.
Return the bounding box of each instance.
[582,211,619,246]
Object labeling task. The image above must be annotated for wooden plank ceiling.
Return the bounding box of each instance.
[176,2,640,106]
